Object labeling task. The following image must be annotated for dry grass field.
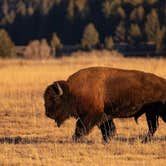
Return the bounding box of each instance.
[0,50,166,166]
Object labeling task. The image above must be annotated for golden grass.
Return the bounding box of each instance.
[0,50,166,166]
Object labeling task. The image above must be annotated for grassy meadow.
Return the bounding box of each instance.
[0,50,166,166]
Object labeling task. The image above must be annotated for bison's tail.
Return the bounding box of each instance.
[134,110,145,124]
[134,116,139,124]
[134,115,142,124]
[159,102,166,123]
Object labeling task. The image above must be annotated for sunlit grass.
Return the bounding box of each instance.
[0,50,166,165]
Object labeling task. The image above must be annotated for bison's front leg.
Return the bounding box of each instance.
[72,119,87,142]
[72,114,100,142]
[99,119,116,142]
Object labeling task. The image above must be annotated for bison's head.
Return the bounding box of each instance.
[44,81,71,127]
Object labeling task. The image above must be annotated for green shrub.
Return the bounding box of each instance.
[24,39,51,59]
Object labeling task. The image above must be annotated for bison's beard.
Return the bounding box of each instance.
[45,112,65,127]
[54,113,70,128]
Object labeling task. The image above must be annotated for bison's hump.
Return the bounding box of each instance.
[67,67,166,111]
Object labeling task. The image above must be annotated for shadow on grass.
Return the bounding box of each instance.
[0,135,165,144]
[0,136,55,144]
[0,136,94,145]
[113,135,166,144]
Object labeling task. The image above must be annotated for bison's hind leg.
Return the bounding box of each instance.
[99,119,116,143]
[142,111,159,143]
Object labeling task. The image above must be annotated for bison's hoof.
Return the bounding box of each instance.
[72,134,81,142]
[72,134,89,143]
[141,135,153,143]
[102,139,110,144]
[102,136,112,144]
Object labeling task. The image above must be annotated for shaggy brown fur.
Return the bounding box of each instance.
[44,67,166,142]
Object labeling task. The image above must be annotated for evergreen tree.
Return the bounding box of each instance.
[105,36,114,50]
[0,0,165,52]
[145,9,160,42]
[39,0,53,15]
[0,29,16,58]
[81,23,99,49]
[16,0,26,16]
[50,33,63,56]
[128,0,144,6]
[145,9,165,52]
[75,0,88,17]
[27,6,34,16]
[102,1,112,18]
[102,0,121,17]
[24,39,51,59]
[130,6,144,22]
[114,21,126,43]
[117,7,126,19]
[137,6,144,21]
[156,27,166,52]
[129,24,142,44]
[1,0,9,15]
[145,0,158,5]
[67,0,75,20]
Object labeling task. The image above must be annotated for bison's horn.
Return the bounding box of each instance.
[56,82,63,96]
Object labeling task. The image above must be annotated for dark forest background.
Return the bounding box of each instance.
[0,0,166,54]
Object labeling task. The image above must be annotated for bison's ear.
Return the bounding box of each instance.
[52,81,69,96]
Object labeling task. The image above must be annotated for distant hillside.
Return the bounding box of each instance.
[0,0,166,52]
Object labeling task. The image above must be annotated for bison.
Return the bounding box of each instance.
[44,67,166,143]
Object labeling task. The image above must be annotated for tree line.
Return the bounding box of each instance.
[0,0,166,53]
